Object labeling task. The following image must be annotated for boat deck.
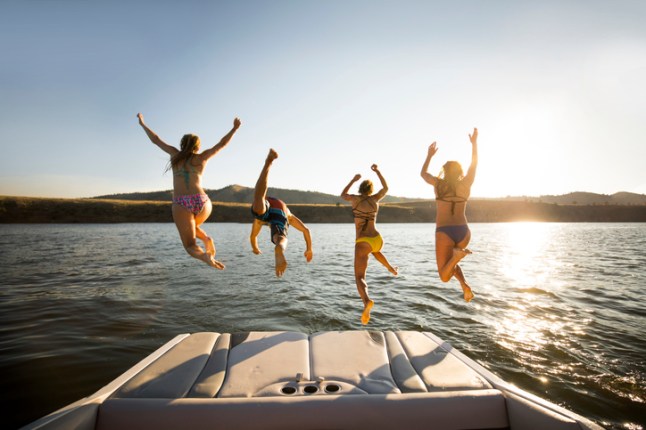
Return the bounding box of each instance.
[24,330,602,430]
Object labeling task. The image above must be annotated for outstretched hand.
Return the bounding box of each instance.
[137,113,145,126]
[352,174,361,182]
[428,142,438,157]
[233,117,242,129]
[469,128,478,145]
[371,164,379,172]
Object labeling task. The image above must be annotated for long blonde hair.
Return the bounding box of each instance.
[436,161,463,198]
[166,134,200,172]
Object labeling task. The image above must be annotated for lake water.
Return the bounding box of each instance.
[1,222,644,429]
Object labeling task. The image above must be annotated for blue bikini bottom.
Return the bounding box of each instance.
[436,224,470,243]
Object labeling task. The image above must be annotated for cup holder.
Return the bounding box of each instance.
[324,384,341,393]
[303,385,318,394]
[280,382,342,395]
[281,386,297,395]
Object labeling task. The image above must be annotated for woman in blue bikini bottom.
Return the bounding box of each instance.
[435,225,470,244]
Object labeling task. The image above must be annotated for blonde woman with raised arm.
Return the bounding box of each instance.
[137,113,241,269]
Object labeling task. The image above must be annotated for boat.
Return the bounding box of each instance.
[22,330,603,429]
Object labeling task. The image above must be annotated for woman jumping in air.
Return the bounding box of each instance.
[420,128,478,302]
[342,164,398,325]
[137,113,241,269]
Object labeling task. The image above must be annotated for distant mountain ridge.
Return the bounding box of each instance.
[93,185,424,204]
[503,191,646,206]
[93,186,646,206]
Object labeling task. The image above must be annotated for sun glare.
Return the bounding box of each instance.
[499,222,553,286]
[475,99,570,197]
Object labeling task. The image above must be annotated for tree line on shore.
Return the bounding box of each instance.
[2,196,645,223]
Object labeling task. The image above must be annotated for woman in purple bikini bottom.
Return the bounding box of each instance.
[420,127,479,302]
[137,113,241,269]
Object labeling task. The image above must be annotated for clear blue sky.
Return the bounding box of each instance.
[1,0,645,199]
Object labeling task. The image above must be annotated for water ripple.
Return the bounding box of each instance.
[0,223,644,429]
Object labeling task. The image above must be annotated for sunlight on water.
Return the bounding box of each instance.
[493,307,564,352]
[498,222,553,287]
[493,223,562,352]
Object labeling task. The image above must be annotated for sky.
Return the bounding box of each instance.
[1,0,645,199]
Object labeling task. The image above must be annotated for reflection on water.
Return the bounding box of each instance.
[0,222,645,429]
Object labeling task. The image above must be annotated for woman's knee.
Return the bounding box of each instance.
[182,237,197,250]
[438,271,452,282]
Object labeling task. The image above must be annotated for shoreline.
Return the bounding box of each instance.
[2,196,646,223]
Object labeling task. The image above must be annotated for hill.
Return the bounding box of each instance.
[505,191,646,206]
[2,196,646,223]
[93,184,423,204]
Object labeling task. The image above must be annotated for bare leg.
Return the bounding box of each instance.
[355,242,374,325]
[453,264,474,302]
[172,205,224,270]
[196,227,215,257]
[436,232,471,282]
[252,149,278,215]
[436,231,474,301]
[372,251,398,276]
[274,235,288,277]
[195,199,216,257]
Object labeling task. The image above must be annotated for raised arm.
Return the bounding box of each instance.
[137,113,177,156]
[420,142,438,186]
[341,174,361,201]
[288,214,313,262]
[463,127,478,185]
[200,117,242,161]
[371,164,389,201]
[250,219,263,255]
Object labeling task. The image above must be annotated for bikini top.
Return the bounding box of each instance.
[352,196,378,231]
[173,157,200,187]
[435,183,468,215]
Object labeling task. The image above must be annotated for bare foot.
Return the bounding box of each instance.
[361,299,374,325]
[452,248,472,266]
[389,266,399,276]
[267,148,278,162]
[275,246,287,277]
[462,285,474,302]
[203,254,225,270]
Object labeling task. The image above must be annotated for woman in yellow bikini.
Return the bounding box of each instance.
[420,127,478,302]
[137,113,241,269]
[342,164,398,325]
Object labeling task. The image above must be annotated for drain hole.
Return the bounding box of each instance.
[324,384,340,393]
[281,386,297,395]
[303,385,318,394]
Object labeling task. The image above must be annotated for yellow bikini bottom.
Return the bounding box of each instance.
[356,234,384,253]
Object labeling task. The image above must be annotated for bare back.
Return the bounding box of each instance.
[171,154,207,196]
[435,180,471,226]
[351,195,380,238]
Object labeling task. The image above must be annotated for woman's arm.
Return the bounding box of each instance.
[137,113,177,156]
[341,174,361,201]
[464,128,478,185]
[371,164,389,201]
[420,142,438,186]
[200,117,242,161]
[288,214,313,262]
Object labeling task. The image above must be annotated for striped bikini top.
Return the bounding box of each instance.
[435,182,468,215]
[352,196,378,231]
